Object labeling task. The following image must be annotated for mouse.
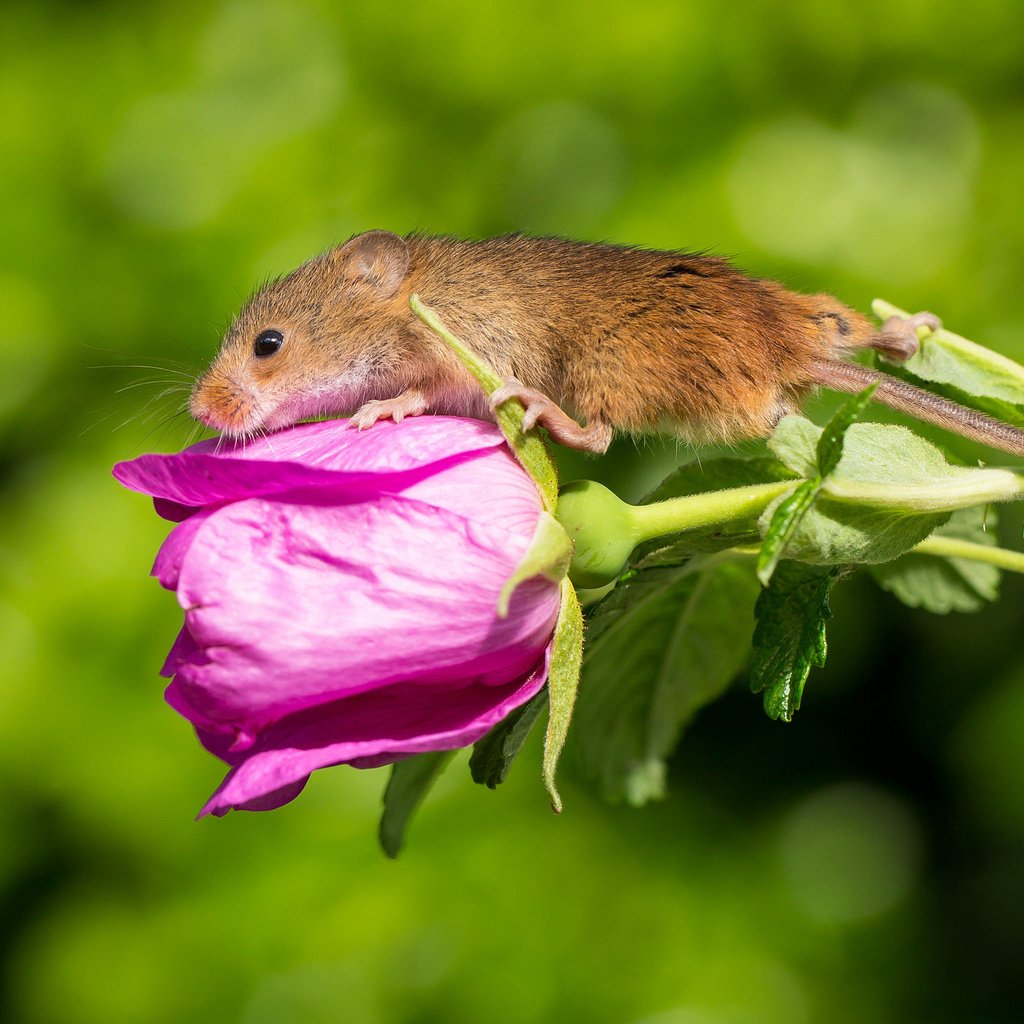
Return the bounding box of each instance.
[189,230,1024,458]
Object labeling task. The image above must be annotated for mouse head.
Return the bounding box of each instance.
[190,230,412,436]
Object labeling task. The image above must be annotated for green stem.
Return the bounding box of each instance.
[911,535,1024,574]
[558,471,1024,588]
[557,478,794,588]
[627,481,795,542]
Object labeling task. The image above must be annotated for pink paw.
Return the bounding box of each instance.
[489,380,549,430]
[350,393,428,430]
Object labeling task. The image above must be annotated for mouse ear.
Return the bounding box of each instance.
[333,230,410,299]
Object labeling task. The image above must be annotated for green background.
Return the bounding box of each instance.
[3,1,1024,1021]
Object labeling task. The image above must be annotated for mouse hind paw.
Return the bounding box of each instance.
[490,379,612,453]
[871,310,941,362]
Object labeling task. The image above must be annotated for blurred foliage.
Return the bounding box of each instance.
[3,0,1024,1021]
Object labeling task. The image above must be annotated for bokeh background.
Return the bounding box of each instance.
[3,1,1024,1021]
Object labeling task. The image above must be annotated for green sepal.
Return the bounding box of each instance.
[750,561,843,722]
[378,750,455,859]
[555,479,641,588]
[498,511,573,618]
[468,689,548,788]
[409,293,559,511]
[542,578,584,813]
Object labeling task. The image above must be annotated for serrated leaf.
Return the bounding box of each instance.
[816,384,878,477]
[750,561,842,721]
[756,479,820,585]
[769,416,822,478]
[761,416,1024,566]
[410,294,559,511]
[469,689,547,788]
[869,507,1001,614]
[819,422,1021,504]
[378,750,454,859]
[543,579,584,813]
[572,554,760,804]
[758,491,950,567]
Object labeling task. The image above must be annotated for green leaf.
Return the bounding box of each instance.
[378,750,454,859]
[543,579,584,813]
[760,386,884,585]
[758,490,949,567]
[769,416,822,478]
[816,383,878,477]
[817,423,1023,508]
[750,561,843,722]
[869,507,1001,614]
[756,479,820,585]
[761,416,1024,566]
[573,554,760,804]
[468,689,547,788]
[410,294,559,511]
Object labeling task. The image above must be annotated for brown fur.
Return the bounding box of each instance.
[190,231,1023,457]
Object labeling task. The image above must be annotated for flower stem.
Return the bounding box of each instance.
[557,478,794,587]
[628,481,795,543]
[911,535,1024,574]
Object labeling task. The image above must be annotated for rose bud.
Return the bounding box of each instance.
[113,417,562,816]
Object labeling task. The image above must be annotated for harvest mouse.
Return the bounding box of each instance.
[190,230,1024,457]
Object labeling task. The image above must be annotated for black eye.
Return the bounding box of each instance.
[253,329,284,358]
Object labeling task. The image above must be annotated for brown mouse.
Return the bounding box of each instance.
[190,230,1024,458]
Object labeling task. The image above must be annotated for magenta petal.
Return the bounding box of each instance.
[167,492,560,733]
[160,627,204,679]
[198,649,551,816]
[113,416,507,512]
[152,507,216,590]
[399,443,544,537]
[119,416,563,820]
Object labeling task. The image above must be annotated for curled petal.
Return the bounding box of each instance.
[198,650,551,816]
[113,417,507,516]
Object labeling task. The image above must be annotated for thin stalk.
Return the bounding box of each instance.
[627,481,795,542]
[911,535,1024,574]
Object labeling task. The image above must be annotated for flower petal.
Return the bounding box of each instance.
[112,416,507,515]
[151,507,217,590]
[398,443,544,538]
[197,649,551,816]
[167,491,561,735]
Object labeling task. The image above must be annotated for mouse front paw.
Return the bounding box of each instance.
[350,390,429,430]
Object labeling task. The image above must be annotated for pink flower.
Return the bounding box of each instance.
[113,417,561,816]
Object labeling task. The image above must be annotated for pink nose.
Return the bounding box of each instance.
[189,395,218,428]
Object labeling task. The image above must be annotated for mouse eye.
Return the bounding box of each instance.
[253,329,284,358]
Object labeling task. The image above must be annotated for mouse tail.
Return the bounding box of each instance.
[808,358,1024,458]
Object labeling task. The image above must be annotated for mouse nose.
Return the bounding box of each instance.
[188,391,218,428]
